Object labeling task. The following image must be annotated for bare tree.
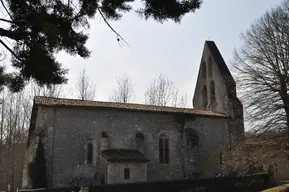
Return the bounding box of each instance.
[145,74,188,107]
[172,90,188,108]
[229,1,289,174]
[0,76,67,190]
[29,81,65,98]
[223,131,288,176]
[0,89,30,191]
[75,68,97,100]
[109,74,134,103]
[232,0,289,135]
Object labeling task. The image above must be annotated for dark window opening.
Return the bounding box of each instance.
[202,85,208,108]
[159,133,169,164]
[101,131,108,138]
[135,131,144,149]
[208,57,213,77]
[124,168,130,179]
[210,81,216,106]
[87,142,93,164]
[202,61,207,79]
[100,174,105,184]
[220,152,223,165]
[94,173,99,180]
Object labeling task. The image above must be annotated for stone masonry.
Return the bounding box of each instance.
[23,41,244,188]
[23,100,230,188]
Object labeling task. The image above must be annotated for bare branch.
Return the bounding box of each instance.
[29,81,65,98]
[109,74,134,103]
[231,0,289,134]
[145,74,188,107]
[0,18,13,24]
[75,68,97,100]
[0,0,13,22]
[223,131,289,175]
[0,39,22,62]
[96,6,130,47]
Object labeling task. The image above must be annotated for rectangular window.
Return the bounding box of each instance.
[86,143,93,164]
[124,168,130,179]
[220,152,223,165]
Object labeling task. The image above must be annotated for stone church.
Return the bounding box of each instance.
[22,41,244,188]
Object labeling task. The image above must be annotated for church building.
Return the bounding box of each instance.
[22,41,244,188]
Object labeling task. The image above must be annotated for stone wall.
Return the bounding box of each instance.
[106,162,147,184]
[193,42,244,141]
[28,106,230,188]
[270,156,289,181]
[193,43,229,114]
[22,106,57,188]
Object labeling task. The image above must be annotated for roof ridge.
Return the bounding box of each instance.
[34,96,227,118]
[35,96,198,110]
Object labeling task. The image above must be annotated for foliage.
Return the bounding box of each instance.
[0,0,202,92]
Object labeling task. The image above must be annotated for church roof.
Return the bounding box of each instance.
[101,149,149,162]
[33,96,227,118]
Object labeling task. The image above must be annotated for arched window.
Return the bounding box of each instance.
[185,129,199,149]
[202,61,207,79]
[135,131,144,149]
[86,142,93,164]
[202,85,208,108]
[210,81,216,106]
[159,133,169,164]
[208,57,213,77]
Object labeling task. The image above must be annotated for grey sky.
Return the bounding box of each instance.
[1,0,284,105]
[56,0,283,105]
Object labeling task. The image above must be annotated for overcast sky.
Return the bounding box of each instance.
[1,0,284,106]
[54,0,282,105]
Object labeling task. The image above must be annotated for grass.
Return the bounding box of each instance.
[261,184,289,192]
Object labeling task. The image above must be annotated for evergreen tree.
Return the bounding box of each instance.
[0,0,202,92]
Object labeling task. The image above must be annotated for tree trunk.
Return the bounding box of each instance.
[0,93,4,182]
[279,74,289,141]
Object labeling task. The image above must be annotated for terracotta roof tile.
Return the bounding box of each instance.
[34,96,227,118]
[101,149,149,162]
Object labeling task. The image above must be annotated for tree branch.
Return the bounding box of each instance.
[0,28,21,40]
[96,6,130,47]
[0,0,13,22]
[0,18,14,24]
[0,39,22,62]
